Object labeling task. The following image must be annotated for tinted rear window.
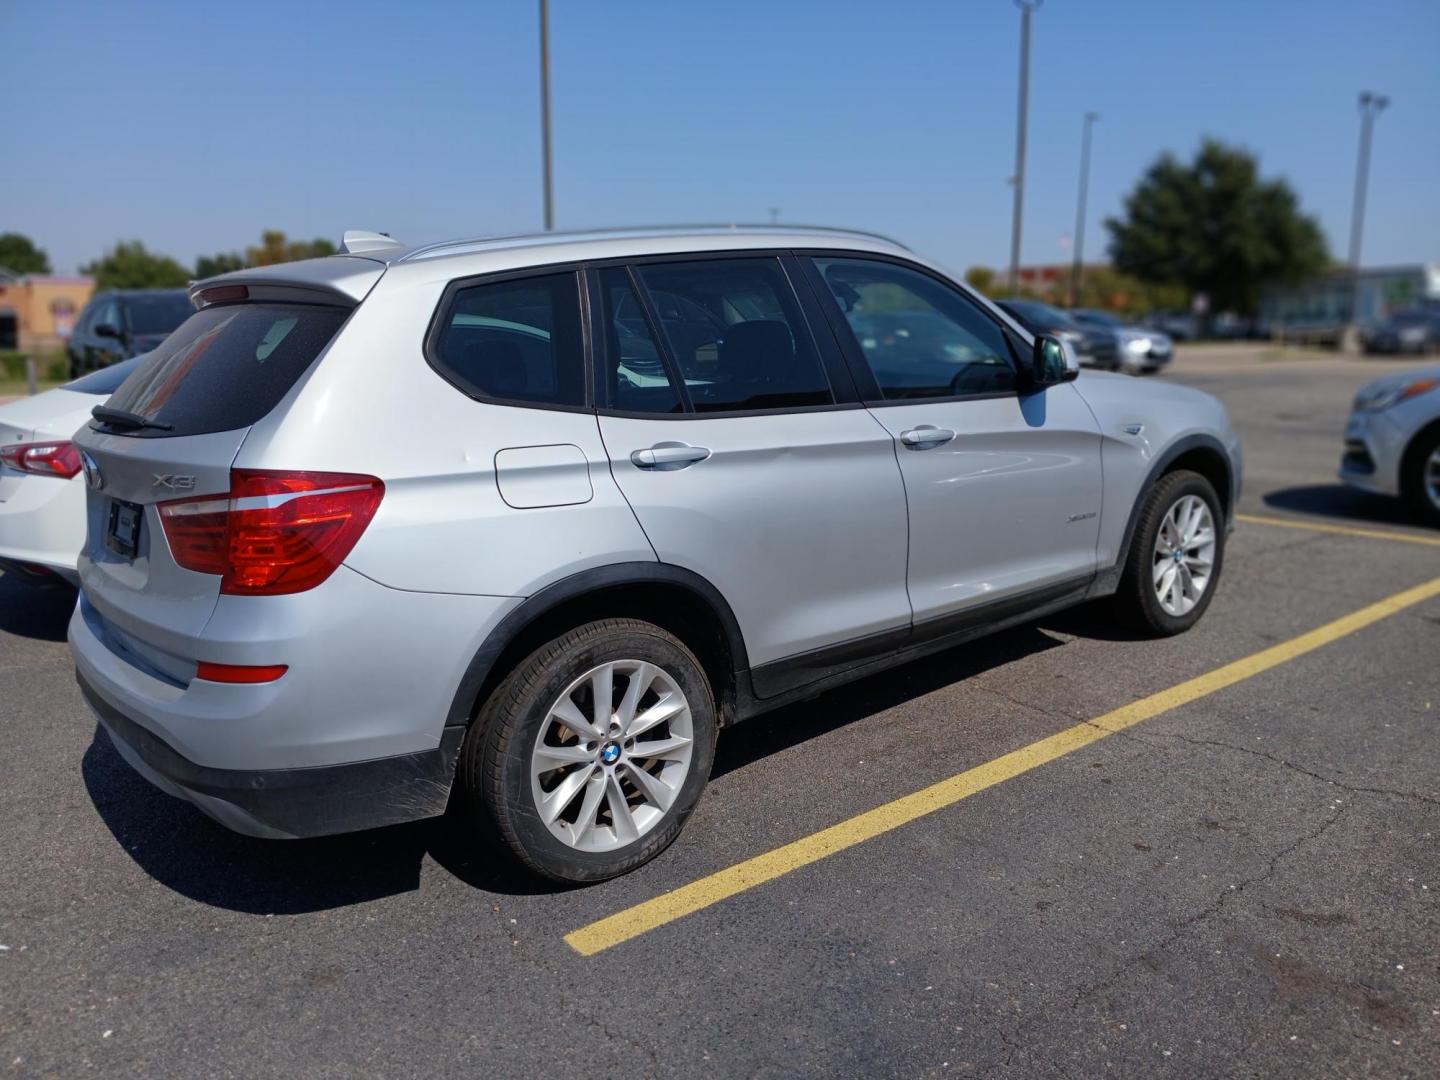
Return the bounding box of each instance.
[100,303,348,437]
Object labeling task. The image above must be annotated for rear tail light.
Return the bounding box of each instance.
[159,469,384,595]
[0,441,83,479]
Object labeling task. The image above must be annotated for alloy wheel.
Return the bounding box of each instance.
[1152,494,1217,616]
[1425,446,1440,513]
[529,660,694,853]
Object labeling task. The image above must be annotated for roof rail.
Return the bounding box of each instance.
[341,230,406,256]
[399,223,909,262]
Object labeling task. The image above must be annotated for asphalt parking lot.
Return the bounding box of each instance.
[2,345,1437,1079]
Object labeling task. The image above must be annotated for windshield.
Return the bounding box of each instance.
[1074,309,1121,327]
[1006,300,1077,329]
[1389,311,1430,328]
[124,293,195,337]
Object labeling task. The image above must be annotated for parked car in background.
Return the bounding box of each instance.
[1144,312,1199,342]
[66,289,194,378]
[69,226,1240,882]
[1339,364,1440,525]
[1362,310,1440,356]
[995,299,1118,370]
[1071,309,1174,374]
[0,357,143,584]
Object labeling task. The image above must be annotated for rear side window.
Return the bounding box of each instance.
[633,258,833,413]
[102,303,348,437]
[600,267,683,414]
[430,273,586,408]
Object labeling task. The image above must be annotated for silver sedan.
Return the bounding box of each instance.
[1338,364,1440,525]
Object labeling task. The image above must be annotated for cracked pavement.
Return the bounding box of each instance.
[1,347,1437,1078]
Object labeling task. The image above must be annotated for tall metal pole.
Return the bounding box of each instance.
[1069,111,1099,308]
[1007,0,1042,296]
[539,0,554,231]
[1347,91,1388,326]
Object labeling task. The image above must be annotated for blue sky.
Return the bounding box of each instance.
[5,0,1437,277]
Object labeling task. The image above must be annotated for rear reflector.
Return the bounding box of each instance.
[159,469,384,595]
[195,661,289,684]
[0,441,83,479]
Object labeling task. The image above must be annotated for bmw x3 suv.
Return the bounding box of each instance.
[69,226,1241,882]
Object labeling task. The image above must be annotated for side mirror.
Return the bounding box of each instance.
[93,322,120,340]
[1029,333,1080,388]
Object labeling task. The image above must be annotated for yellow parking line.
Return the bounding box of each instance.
[1236,512,1440,548]
[565,575,1440,956]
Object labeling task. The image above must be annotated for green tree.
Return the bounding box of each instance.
[194,252,248,278]
[1105,139,1328,316]
[964,266,997,294]
[0,232,52,275]
[246,230,337,267]
[80,241,192,289]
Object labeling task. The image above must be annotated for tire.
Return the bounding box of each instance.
[1112,470,1226,636]
[1400,427,1440,528]
[458,618,717,883]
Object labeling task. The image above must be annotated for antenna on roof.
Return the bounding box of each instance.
[341,230,405,255]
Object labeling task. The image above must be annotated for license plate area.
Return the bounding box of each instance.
[105,499,143,560]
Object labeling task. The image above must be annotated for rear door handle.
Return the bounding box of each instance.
[899,426,956,448]
[630,444,711,469]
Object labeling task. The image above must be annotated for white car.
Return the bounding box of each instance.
[0,358,141,584]
[1339,364,1440,525]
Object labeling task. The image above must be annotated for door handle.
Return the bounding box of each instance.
[899,426,956,448]
[630,444,711,469]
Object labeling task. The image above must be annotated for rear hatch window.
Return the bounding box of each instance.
[99,303,348,437]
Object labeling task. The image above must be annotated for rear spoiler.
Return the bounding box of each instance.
[189,251,389,309]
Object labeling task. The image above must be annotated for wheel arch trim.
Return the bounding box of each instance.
[1096,432,1236,595]
[442,562,751,732]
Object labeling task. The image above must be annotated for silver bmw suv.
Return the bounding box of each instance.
[69,226,1241,882]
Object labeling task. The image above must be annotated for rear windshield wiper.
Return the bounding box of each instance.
[91,405,174,432]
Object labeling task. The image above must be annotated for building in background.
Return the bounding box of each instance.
[1000,262,1110,300]
[1259,263,1440,345]
[0,271,95,351]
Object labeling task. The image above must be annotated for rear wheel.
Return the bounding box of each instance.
[1112,470,1225,635]
[458,618,717,883]
[1401,427,1440,527]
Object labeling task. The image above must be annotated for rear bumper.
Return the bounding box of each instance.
[0,472,84,582]
[79,668,463,838]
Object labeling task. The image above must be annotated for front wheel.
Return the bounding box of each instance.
[1112,470,1225,635]
[458,618,717,883]
[1401,428,1440,527]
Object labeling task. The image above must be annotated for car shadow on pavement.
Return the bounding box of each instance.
[1263,484,1417,528]
[0,572,74,642]
[713,621,1068,780]
[81,725,561,913]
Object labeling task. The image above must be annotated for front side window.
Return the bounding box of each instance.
[431,273,585,407]
[93,298,121,334]
[632,258,833,413]
[816,258,1017,399]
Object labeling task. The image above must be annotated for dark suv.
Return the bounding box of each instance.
[66,289,194,377]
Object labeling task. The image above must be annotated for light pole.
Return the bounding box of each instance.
[1068,111,1100,308]
[1347,90,1388,328]
[539,0,554,231]
[1007,0,1043,296]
